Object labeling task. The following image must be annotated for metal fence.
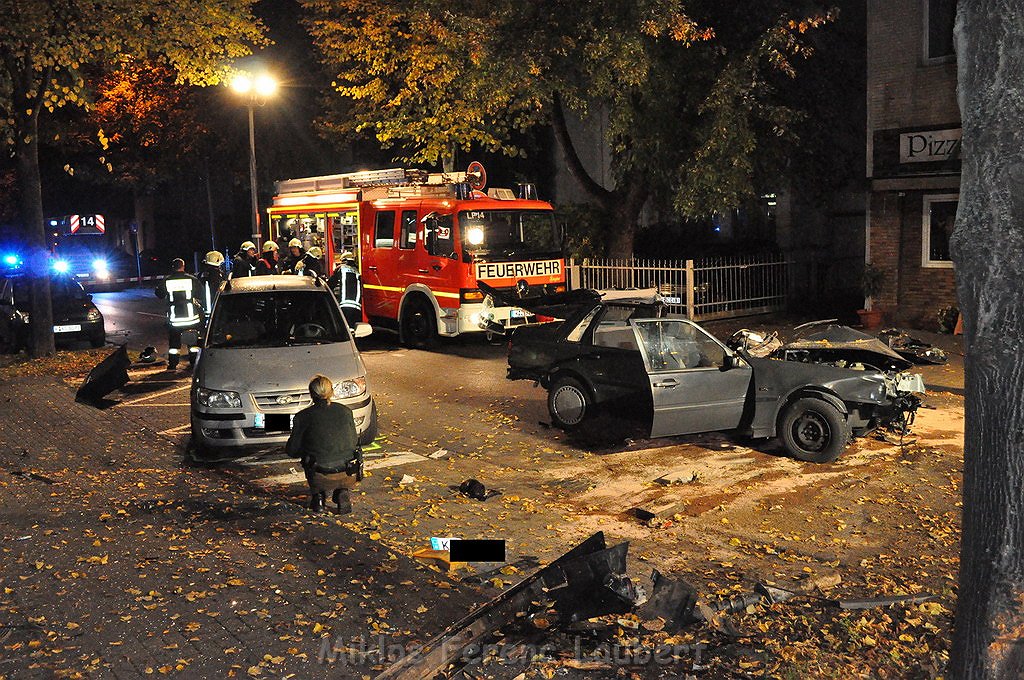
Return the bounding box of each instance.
[571,253,793,320]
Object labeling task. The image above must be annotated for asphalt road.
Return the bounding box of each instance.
[94,286,570,487]
[92,285,168,350]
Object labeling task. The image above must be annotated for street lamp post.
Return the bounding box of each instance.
[231,72,277,245]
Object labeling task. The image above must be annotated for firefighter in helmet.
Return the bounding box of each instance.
[232,241,258,277]
[255,241,280,275]
[198,251,225,317]
[155,258,203,369]
[295,246,324,278]
[328,250,362,327]
[281,238,305,274]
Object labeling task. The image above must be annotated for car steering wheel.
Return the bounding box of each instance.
[292,323,327,338]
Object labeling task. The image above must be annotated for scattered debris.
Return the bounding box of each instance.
[376,532,632,680]
[397,474,416,486]
[833,594,936,610]
[75,344,130,406]
[636,569,698,632]
[10,469,56,484]
[878,329,949,365]
[428,449,449,459]
[654,470,701,485]
[411,547,467,573]
[457,478,500,501]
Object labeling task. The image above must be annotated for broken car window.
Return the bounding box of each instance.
[634,319,726,371]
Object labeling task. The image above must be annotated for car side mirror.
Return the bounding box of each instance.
[723,353,741,369]
[354,322,373,339]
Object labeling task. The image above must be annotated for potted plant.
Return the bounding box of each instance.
[857,263,885,329]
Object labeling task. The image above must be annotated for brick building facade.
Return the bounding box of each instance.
[867,0,959,327]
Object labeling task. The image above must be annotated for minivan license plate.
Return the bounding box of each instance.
[264,414,291,432]
[53,324,81,333]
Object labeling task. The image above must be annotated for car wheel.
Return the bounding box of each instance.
[188,419,215,464]
[547,376,593,431]
[400,298,436,348]
[779,397,850,463]
[358,401,379,446]
[89,331,106,348]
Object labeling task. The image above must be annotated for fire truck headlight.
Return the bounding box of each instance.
[333,376,366,399]
[53,260,69,274]
[92,258,108,275]
[466,226,484,246]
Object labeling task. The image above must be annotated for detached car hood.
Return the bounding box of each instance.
[195,343,365,394]
[775,325,913,372]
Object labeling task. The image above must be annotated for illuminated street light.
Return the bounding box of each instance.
[230,70,277,244]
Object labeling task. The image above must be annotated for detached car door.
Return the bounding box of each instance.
[631,318,752,437]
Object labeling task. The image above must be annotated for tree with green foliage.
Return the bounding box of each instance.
[0,0,264,357]
[302,0,832,257]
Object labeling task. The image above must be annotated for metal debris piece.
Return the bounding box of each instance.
[76,344,130,406]
[375,532,621,680]
[637,569,698,631]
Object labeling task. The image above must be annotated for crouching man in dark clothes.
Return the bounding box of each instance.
[285,375,361,513]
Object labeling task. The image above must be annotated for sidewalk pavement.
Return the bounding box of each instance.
[0,375,479,679]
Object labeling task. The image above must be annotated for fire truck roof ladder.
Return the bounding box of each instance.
[275,167,482,196]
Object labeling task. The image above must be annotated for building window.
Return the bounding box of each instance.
[922,194,957,268]
[924,0,956,62]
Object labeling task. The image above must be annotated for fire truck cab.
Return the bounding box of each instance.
[267,165,566,346]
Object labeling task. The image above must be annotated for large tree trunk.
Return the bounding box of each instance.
[949,2,1024,677]
[12,73,55,357]
[550,93,647,259]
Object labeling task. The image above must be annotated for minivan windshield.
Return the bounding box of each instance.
[206,291,349,348]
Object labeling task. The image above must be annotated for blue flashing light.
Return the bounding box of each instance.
[3,254,18,266]
[53,260,70,273]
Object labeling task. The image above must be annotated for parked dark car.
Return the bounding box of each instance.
[497,288,925,463]
[0,274,106,351]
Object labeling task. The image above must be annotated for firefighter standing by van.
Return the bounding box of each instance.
[155,258,203,369]
[328,251,362,327]
[232,241,258,277]
[198,251,225,317]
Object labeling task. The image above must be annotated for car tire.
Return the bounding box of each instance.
[547,376,593,431]
[400,298,437,349]
[358,401,379,446]
[89,331,106,348]
[779,397,850,463]
[188,420,215,464]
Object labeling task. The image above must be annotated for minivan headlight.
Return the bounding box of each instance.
[196,387,241,408]
[333,376,366,399]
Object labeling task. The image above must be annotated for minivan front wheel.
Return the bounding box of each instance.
[358,401,379,446]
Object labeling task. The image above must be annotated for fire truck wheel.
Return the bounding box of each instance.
[401,298,437,348]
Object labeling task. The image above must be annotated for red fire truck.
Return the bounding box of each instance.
[266,164,566,345]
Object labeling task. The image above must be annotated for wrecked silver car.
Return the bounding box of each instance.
[493,287,924,463]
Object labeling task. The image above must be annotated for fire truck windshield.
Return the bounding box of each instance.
[459,210,558,256]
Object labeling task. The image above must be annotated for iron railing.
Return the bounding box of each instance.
[570,253,792,320]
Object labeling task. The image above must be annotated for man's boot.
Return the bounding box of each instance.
[332,489,352,514]
[308,491,325,512]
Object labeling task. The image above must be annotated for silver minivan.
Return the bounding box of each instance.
[190,275,377,455]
